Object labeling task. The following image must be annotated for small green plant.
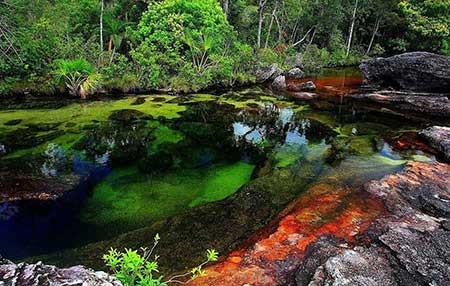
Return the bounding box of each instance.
[103,234,219,286]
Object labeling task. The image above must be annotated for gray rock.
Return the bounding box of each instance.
[349,91,450,117]
[286,68,305,79]
[307,247,397,286]
[419,126,450,161]
[256,64,283,83]
[0,259,122,286]
[272,75,286,90]
[360,52,450,93]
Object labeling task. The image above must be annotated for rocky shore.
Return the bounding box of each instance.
[354,52,450,118]
[0,257,121,286]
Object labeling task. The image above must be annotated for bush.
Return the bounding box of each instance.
[103,234,219,286]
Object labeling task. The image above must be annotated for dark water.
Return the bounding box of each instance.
[0,70,439,269]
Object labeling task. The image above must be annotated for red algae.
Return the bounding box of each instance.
[286,75,363,98]
[188,183,385,286]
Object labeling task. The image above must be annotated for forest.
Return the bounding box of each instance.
[1,0,449,95]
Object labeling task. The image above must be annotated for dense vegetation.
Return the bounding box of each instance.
[0,0,449,95]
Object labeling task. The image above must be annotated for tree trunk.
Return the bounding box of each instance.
[366,17,380,54]
[221,0,230,18]
[346,0,358,57]
[264,1,278,48]
[257,0,267,49]
[100,0,104,53]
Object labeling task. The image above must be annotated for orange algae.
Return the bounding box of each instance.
[287,76,363,98]
[188,183,385,286]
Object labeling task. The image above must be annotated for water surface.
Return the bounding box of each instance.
[0,70,438,271]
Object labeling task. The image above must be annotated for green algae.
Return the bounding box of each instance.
[0,96,186,133]
[79,161,255,234]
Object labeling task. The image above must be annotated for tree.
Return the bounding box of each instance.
[399,0,450,54]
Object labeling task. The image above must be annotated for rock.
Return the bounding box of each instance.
[287,81,316,92]
[296,162,450,286]
[305,246,397,286]
[349,91,450,117]
[292,92,318,101]
[295,236,347,286]
[286,68,304,79]
[419,126,450,161]
[0,174,81,203]
[0,258,122,286]
[271,75,286,90]
[256,64,283,83]
[360,52,450,92]
[365,162,450,285]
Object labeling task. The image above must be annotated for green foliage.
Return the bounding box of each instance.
[103,234,218,286]
[131,0,253,90]
[399,0,450,53]
[54,58,95,97]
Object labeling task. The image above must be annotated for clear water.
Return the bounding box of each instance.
[0,70,440,271]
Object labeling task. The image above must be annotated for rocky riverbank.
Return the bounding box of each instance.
[0,257,121,286]
[353,52,450,118]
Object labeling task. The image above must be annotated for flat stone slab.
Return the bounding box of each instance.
[419,126,450,161]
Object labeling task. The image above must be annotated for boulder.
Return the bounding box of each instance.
[271,75,286,90]
[419,126,450,161]
[286,68,305,79]
[0,258,122,286]
[360,52,450,92]
[256,64,283,83]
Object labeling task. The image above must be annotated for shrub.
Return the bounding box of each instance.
[103,234,219,286]
[53,58,95,98]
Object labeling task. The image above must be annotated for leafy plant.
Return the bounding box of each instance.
[54,58,95,98]
[103,234,219,286]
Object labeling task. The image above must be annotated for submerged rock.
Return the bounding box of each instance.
[419,126,450,161]
[0,258,121,286]
[108,109,149,122]
[0,174,80,203]
[288,81,316,92]
[292,92,318,101]
[360,52,450,92]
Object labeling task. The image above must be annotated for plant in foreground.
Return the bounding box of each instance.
[103,234,218,286]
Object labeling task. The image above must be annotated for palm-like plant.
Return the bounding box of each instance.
[54,58,95,98]
[183,30,215,75]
